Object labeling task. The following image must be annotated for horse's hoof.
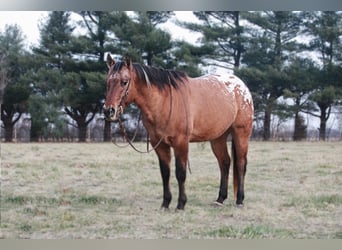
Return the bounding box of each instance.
[212,201,224,207]
[160,206,170,212]
[175,207,185,212]
[235,203,244,208]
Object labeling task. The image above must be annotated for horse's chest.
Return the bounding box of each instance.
[141,114,179,140]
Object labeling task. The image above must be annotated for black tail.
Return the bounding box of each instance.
[231,139,238,199]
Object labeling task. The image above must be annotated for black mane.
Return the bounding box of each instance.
[112,61,188,90]
[134,64,188,89]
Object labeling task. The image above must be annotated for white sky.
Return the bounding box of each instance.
[0,11,201,48]
[0,11,48,47]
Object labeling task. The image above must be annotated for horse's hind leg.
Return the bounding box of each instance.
[210,133,230,205]
[155,142,172,209]
[231,128,250,206]
[173,141,189,210]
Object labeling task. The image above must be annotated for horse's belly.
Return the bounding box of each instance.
[189,123,232,142]
[189,102,236,142]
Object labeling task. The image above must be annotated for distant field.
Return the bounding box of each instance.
[0,141,341,239]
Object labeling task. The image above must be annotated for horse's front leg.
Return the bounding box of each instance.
[155,142,172,210]
[173,142,189,210]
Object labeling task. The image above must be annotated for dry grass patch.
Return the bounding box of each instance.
[1,141,341,238]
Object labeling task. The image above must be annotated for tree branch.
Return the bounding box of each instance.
[326,105,332,121]
[11,112,22,126]
[87,11,99,25]
[82,13,96,39]
[64,107,76,120]
[301,109,320,118]
[67,121,78,128]
[85,111,96,125]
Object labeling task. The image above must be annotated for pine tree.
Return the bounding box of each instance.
[29,11,74,141]
[283,58,319,141]
[237,11,303,140]
[0,24,30,142]
[178,11,244,71]
[293,114,307,141]
[304,11,342,140]
[77,11,118,141]
[32,11,106,142]
[112,11,174,66]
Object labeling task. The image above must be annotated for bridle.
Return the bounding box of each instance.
[111,82,173,154]
[110,75,192,173]
[117,79,131,117]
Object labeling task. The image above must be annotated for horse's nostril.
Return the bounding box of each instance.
[109,107,115,117]
[104,107,115,118]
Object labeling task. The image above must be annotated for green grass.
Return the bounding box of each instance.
[284,194,342,210]
[1,141,341,239]
[204,225,293,239]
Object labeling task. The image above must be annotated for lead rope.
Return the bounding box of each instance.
[112,83,173,154]
[112,82,192,174]
[116,115,164,154]
[111,111,141,149]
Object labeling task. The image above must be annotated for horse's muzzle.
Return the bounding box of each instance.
[103,105,119,121]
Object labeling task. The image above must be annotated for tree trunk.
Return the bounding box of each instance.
[293,111,300,141]
[293,112,307,141]
[4,122,13,142]
[263,108,271,141]
[103,120,111,142]
[319,108,327,141]
[30,121,41,142]
[78,123,87,142]
[1,110,21,142]
[233,11,241,68]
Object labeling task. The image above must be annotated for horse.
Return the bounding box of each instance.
[103,55,254,210]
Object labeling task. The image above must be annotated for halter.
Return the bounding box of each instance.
[112,83,173,154]
[117,80,131,116]
[111,77,192,173]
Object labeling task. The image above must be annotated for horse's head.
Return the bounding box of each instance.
[103,54,134,121]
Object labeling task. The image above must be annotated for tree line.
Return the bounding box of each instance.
[0,11,341,142]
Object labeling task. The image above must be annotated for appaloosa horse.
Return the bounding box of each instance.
[103,55,254,210]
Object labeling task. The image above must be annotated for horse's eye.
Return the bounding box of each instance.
[121,81,128,86]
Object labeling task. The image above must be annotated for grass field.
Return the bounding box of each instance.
[0,141,341,239]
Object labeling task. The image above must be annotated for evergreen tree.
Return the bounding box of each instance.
[293,114,308,141]
[183,11,244,70]
[170,41,205,77]
[283,58,319,140]
[30,11,75,141]
[62,72,104,141]
[77,11,121,141]
[237,11,302,140]
[304,11,342,140]
[0,54,8,105]
[77,11,119,67]
[27,67,66,141]
[112,11,174,66]
[32,11,106,142]
[0,24,30,142]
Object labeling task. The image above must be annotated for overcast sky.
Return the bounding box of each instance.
[0,11,201,48]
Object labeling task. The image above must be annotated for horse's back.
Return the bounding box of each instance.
[187,73,253,141]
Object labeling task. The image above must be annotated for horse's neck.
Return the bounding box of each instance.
[133,83,174,126]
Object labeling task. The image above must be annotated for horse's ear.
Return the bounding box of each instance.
[124,56,133,70]
[106,53,115,69]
